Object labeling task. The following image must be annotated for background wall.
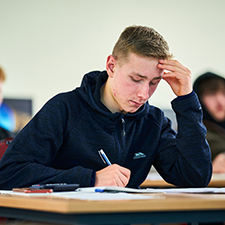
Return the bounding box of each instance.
[0,0,225,115]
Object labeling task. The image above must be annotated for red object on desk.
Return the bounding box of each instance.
[13,188,53,193]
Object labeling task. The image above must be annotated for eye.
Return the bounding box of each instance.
[131,77,141,82]
[150,81,159,86]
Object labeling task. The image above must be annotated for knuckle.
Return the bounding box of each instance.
[110,179,117,186]
[186,67,191,75]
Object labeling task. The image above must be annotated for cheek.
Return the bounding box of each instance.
[151,86,158,94]
[114,79,133,97]
[148,85,159,98]
[112,88,117,97]
[202,97,216,113]
[221,96,225,107]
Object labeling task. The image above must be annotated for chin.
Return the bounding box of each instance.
[213,115,225,122]
[126,107,140,114]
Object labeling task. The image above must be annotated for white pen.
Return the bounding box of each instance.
[98,149,112,166]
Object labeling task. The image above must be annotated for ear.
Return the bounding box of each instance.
[106,55,116,78]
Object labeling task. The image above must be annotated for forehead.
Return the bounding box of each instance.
[201,81,225,95]
[122,53,163,79]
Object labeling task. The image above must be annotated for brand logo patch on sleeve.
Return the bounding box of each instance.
[133,152,146,159]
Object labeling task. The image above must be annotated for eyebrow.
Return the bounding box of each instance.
[132,73,162,80]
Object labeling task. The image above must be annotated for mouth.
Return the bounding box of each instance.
[130,100,143,107]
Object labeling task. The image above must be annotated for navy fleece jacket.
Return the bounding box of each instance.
[0,71,212,189]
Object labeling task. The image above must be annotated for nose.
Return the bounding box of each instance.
[137,84,150,100]
[215,92,225,105]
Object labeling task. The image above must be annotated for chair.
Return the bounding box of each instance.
[0,137,13,160]
[0,137,13,224]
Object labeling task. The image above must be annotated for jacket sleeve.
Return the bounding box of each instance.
[154,92,212,187]
[0,94,94,190]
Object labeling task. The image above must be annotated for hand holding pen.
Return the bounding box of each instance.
[95,149,131,187]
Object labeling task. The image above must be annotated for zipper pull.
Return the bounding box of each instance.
[121,118,126,137]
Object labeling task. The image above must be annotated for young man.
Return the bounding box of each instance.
[0,25,212,189]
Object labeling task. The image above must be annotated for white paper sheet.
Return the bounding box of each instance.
[156,187,225,194]
[0,190,156,200]
[76,186,164,193]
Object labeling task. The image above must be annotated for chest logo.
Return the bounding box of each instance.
[133,152,146,159]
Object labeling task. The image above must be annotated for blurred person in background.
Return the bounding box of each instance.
[194,72,225,173]
[0,66,15,140]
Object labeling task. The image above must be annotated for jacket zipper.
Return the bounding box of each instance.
[115,117,126,164]
[121,118,126,138]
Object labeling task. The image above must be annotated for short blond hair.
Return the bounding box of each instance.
[0,67,6,82]
[112,25,173,64]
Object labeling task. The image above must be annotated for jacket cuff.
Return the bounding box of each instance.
[90,171,96,186]
[173,90,195,102]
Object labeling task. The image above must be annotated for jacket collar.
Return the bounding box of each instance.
[78,70,149,123]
